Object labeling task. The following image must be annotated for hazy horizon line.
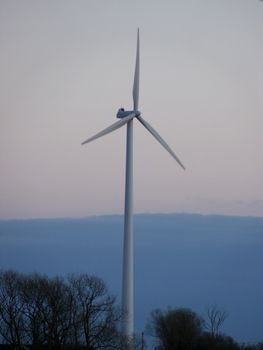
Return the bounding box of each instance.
[1,211,262,222]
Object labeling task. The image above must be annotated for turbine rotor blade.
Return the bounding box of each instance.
[137,116,185,170]
[132,28,140,111]
[82,113,135,145]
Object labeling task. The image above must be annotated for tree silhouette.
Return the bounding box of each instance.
[147,307,203,350]
[0,270,127,349]
[204,304,228,338]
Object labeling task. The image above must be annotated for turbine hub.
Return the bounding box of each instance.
[116,108,140,119]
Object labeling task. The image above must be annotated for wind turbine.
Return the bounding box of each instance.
[82,29,185,340]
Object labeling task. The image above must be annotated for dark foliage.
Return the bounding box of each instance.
[0,270,128,350]
[147,307,262,350]
[0,270,262,350]
[147,307,202,350]
[197,332,240,350]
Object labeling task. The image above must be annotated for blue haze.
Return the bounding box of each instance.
[0,214,263,344]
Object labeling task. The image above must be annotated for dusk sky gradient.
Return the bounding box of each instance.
[1,0,263,219]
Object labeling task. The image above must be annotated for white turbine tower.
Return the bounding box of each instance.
[82,29,185,340]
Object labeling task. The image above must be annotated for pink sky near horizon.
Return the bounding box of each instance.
[0,0,263,219]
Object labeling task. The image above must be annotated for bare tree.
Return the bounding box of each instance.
[67,273,121,349]
[19,273,49,347]
[40,276,78,349]
[0,270,25,347]
[0,270,124,350]
[204,304,228,338]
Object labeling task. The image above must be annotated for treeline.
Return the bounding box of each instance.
[0,270,131,350]
[0,270,262,350]
[147,307,263,350]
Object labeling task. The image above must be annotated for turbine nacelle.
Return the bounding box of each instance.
[117,108,140,119]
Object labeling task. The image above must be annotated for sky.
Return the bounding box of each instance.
[0,0,263,219]
[1,215,263,343]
